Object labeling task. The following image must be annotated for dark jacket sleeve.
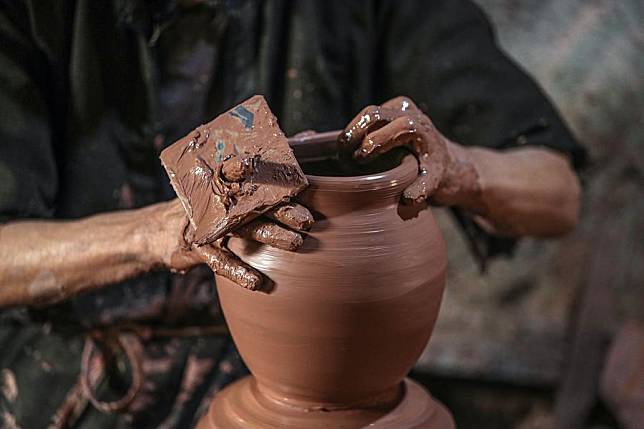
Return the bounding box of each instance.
[378,0,586,166]
[377,0,586,267]
[0,2,58,222]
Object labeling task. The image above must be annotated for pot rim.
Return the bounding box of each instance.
[304,155,419,192]
[290,131,419,192]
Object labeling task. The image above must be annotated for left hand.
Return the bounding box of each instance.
[338,96,474,205]
[151,199,313,290]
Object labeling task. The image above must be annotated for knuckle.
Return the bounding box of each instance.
[364,135,380,149]
[391,96,417,112]
[360,105,382,122]
[363,105,380,115]
[397,96,412,105]
[385,96,406,106]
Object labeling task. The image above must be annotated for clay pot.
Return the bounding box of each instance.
[198,141,454,428]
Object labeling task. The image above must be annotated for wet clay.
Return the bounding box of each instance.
[198,135,455,428]
[160,95,308,245]
[199,378,454,429]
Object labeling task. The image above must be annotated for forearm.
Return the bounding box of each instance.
[0,204,167,307]
[437,143,581,237]
[338,96,581,237]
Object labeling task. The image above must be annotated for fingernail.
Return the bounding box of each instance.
[240,273,262,290]
[270,230,303,251]
[298,216,314,231]
[353,147,369,159]
[287,233,304,251]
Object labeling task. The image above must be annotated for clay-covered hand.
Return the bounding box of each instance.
[152,199,313,290]
[339,96,477,205]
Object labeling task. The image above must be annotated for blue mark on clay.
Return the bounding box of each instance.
[215,140,226,163]
[229,106,254,129]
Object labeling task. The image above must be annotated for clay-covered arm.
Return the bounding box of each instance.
[340,96,580,237]
[0,203,168,307]
[437,142,581,237]
[0,199,312,307]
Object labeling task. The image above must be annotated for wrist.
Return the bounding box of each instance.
[135,201,178,269]
[432,141,482,208]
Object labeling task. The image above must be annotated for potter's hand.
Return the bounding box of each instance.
[0,197,311,306]
[339,96,474,205]
[153,199,313,290]
[340,96,582,238]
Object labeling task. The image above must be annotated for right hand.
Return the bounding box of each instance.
[338,96,472,206]
[151,199,313,290]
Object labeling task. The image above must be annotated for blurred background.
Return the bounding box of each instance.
[413,1,644,428]
[1,1,642,428]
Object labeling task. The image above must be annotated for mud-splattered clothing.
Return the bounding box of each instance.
[0,0,585,427]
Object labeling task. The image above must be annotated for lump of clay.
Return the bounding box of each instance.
[160,95,308,245]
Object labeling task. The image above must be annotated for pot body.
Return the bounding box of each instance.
[216,155,447,408]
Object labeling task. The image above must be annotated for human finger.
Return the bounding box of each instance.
[265,202,314,231]
[338,105,401,152]
[381,96,421,113]
[354,116,419,160]
[196,244,263,290]
[402,164,443,205]
[235,219,304,251]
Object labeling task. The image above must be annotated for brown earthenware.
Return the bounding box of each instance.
[197,137,455,428]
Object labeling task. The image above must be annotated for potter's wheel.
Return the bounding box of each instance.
[198,376,455,428]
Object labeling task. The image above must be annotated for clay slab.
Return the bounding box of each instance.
[160,95,308,245]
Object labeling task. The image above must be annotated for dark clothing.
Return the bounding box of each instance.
[0,0,585,427]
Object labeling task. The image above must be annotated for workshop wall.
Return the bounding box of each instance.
[417,0,644,389]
